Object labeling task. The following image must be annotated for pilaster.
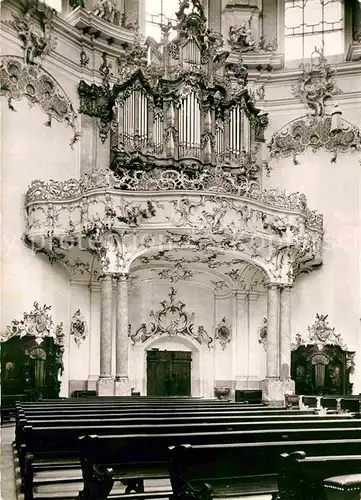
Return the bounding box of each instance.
[97,274,114,395]
[115,274,131,395]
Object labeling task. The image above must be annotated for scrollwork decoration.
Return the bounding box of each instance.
[215,317,232,349]
[7,0,57,65]
[291,314,347,351]
[129,287,213,348]
[70,309,88,347]
[0,57,80,148]
[292,47,340,117]
[258,317,267,350]
[2,301,64,346]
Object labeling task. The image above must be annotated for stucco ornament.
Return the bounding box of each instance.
[258,317,267,350]
[2,301,64,346]
[268,115,361,162]
[129,287,213,348]
[291,314,347,351]
[7,0,57,65]
[0,56,80,148]
[292,47,340,117]
[70,309,88,347]
[215,317,232,349]
[228,21,256,52]
[157,263,195,283]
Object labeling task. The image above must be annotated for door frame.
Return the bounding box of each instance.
[142,336,202,396]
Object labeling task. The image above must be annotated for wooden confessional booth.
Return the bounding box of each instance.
[1,335,63,402]
[291,344,354,396]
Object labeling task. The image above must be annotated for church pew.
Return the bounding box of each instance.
[74,439,361,500]
[15,409,326,450]
[324,473,361,500]
[21,429,361,500]
[277,451,361,499]
[16,416,359,452]
[19,424,361,491]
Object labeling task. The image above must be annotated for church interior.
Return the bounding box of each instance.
[1,0,361,499]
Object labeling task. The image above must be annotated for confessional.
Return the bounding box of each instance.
[291,344,354,396]
[1,335,63,402]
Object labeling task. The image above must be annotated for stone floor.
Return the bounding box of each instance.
[1,424,17,500]
[0,424,272,500]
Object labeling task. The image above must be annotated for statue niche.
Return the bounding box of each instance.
[291,314,355,396]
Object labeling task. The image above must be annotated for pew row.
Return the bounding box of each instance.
[277,451,361,499]
[76,438,361,500]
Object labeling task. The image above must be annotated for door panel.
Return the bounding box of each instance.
[147,350,191,396]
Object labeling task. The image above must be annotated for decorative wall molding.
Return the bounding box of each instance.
[70,309,88,347]
[0,56,80,148]
[258,317,267,349]
[291,314,347,351]
[1,301,64,346]
[215,317,232,349]
[129,287,213,348]
[6,0,57,65]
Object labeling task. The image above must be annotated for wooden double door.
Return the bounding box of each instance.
[147,350,192,396]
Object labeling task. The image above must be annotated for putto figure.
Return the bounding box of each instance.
[228,21,255,51]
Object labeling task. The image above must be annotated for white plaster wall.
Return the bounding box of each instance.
[68,283,91,384]
[263,136,361,393]
[1,98,79,395]
[128,279,217,397]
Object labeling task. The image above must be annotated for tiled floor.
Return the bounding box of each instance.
[1,424,17,500]
[0,424,273,500]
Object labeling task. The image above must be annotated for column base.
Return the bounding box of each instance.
[114,376,131,396]
[97,376,115,396]
[261,377,295,406]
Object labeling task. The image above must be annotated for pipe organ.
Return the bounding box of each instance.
[109,0,268,180]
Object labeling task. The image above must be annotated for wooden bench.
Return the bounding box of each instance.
[74,436,361,500]
[277,451,361,499]
[19,423,361,500]
[324,473,361,500]
[167,442,361,500]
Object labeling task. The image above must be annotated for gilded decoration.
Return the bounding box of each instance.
[70,309,88,347]
[0,57,80,148]
[215,317,232,349]
[291,314,347,351]
[129,287,213,348]
[1,301,64,347]
[7,0,57,65]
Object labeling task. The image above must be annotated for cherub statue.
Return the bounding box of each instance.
[93,0,116,23]
[228,21,255,51]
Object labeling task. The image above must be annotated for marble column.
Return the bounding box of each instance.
[266,284,280,378]
[262,283,295,404]
[115,274,131,395]
[97,274,114,395]
[280,286,292,380]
